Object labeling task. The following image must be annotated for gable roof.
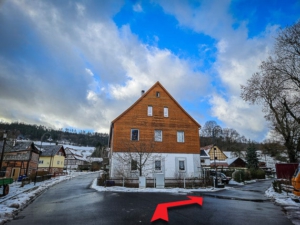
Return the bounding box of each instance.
[0,141,39,153]
[200,144,214,151]
[39,145,65,157]
[111,81,201,127]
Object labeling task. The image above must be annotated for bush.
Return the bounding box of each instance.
[233,170,252,182]
[249,168,265,179]
[233,170,243,182]
[272,180,282,193]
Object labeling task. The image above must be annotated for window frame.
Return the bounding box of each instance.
[164,107,169,117]
[147,105,153,116]
[131,129,139,141]
[154,160,161,171]
[177,131,185,143]
[179,160,185,171]
[156,91,160,97]
[131,159,138,171]
[154,130,163,142]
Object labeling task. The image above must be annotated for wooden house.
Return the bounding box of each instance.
[38,145,66,174]
[200,149,211,168]
[201,145,228,168]
[0,141,40,180]
[109,81,201,179]
[227,157,247,168]
[64,147,91,171]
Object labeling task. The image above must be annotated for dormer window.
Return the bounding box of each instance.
[156,91,160,97]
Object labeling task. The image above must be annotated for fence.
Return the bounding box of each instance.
[99,176,213,188]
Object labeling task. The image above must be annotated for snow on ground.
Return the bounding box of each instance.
[1,173,299,225]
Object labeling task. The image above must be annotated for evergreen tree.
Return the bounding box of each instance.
[246,143,259,169]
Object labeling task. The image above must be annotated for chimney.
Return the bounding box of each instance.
[141,90,145,96]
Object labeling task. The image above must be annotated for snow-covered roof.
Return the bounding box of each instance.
[200,149,210,157]
[200,144,213,151]
[86,157,103,162]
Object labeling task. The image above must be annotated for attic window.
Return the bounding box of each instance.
[156,91,160,97]
[164,107,168,117]
[148,106,153,116]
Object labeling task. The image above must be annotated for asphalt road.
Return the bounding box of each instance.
[7,174,293,225]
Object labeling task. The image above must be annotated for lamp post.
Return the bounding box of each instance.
[0,130,7,177]
[40,132,51,174]
[48,149,55,174]
[212,126,222,188]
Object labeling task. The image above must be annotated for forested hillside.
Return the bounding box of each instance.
[0,122,108,147]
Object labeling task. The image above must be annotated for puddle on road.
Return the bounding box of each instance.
[14,215,26,220]
[194,193,268,202]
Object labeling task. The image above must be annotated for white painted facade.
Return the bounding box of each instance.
[110,152,201,179]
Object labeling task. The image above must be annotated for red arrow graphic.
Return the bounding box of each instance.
[151,196,203,222]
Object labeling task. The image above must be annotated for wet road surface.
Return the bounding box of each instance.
[7,175,293,225]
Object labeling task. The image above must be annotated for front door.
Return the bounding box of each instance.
[11,167,20,180]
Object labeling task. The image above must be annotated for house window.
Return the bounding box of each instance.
[179,160,185,171]
[131,159,137,171]
[156,91,160,97]
[39,160,43,164]
[201,159,205,163]
[155,160,161,171]
[154,130,162,142]
[148,106,153,116]
[131,129,139,141]
[164,107,168,117]
[57,161,60,165]
[177,131,184,142]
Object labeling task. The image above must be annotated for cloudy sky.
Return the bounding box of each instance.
[0,0,299,141]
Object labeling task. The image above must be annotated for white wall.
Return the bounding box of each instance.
[110,152,201,179]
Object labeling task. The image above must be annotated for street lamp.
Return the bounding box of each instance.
[40,132,51,174]
[48,149,55,174]
[0,130,7,177]
[212,126,222,188]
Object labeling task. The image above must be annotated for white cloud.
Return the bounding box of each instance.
[133,3,143,12]
[0,0,210,134]
[158,0,279,140]
[85,68,94,76]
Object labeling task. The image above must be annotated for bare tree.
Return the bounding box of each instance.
[241,21,300,162]
[114,140,160,177]
[201,121,218,137]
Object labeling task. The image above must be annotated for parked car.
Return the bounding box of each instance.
[210,171,232,184]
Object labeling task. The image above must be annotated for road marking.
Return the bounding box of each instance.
[151,196,203,222]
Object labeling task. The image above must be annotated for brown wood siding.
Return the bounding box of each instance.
[112,83,200,154]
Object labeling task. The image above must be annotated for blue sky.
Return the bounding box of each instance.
[0,0,299,141]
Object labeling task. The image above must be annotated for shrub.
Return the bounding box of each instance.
[272,180,282,193]
[249,168,265,179]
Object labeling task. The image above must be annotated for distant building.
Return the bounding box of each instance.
[0,141,40,180]
[38,145,66,174]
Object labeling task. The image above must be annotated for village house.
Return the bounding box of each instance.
[200,145,228,169]
[38,145,66,174]
[108,81,201,181]
[0,141,40,180]
[201,145,247,170]
[64,147,91,171]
